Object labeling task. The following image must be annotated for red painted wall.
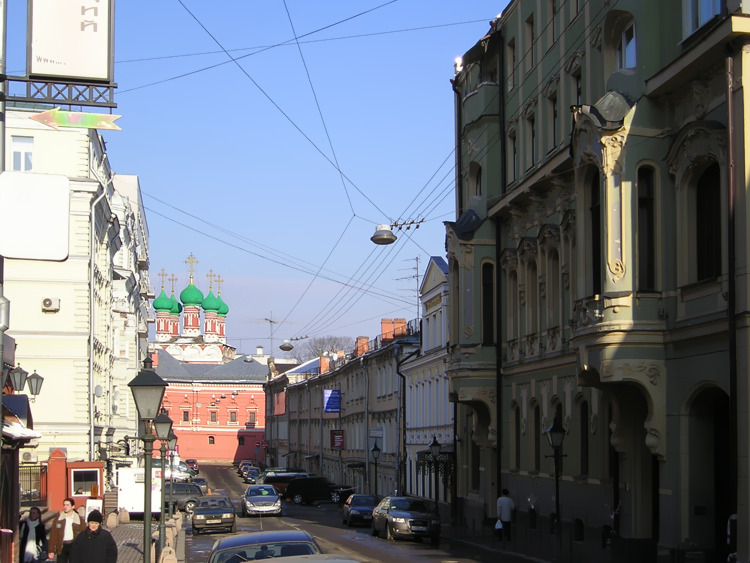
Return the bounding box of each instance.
[161,382,266,464]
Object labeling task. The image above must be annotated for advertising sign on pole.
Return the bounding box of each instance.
[330,430,344,449]
[324,389,341,413]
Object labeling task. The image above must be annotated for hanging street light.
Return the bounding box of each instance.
[371,224,397,245]
[9,364,28,392]
[545,419,566,562]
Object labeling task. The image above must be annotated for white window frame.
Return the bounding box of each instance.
[617,23,636,70]
[11,136,33,172]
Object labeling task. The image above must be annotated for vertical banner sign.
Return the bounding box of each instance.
[324,389,341,413]
[29,0,113,81]
[330,430,345,449]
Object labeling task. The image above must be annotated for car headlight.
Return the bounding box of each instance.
[350,509,361,515]
[193,515,205,521]
[392,517,406,524]
[274,499,281,507]
[222,513,234,518]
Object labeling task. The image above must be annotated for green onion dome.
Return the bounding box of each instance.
[202,290,221,313]
[153,289,172,312]
[170,294,183,315]
[180,281,204,306]
[217,296,229,317]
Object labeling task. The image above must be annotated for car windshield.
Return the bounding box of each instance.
[248,486,276,497]
[199,498,231,509]
[351,496,377,506]
[214,542,317,562]
[391,499,428,512]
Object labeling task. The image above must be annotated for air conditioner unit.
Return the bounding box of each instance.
[41,297,60,312]
[21,450,38,463]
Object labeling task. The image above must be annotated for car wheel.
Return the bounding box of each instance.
[430,535,440,546]
[293,494,304,504]
[386,523,394,541]
[331,491,341,503]
[184,500,196,513]
[371,522,379,537]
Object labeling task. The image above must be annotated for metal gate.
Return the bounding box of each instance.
[19,464,47,506]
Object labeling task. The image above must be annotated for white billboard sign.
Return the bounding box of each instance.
[0,172,70,261]
[29,0,113,81]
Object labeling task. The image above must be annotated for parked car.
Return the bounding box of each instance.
[192,477,209,494]
[243,466,261,484]
[163,482,203,513]
[242,484,282,517]
[191,495,236,535]
[207,530,321,562]
[284,476,354,505]
[258,472,308,495]
[185,459,200,474]
[371,496,440,545]
[341,494,379,526]
[237,460,255,476]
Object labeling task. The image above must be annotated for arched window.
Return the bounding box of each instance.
[696,163,721,281]
[637,166,656,291]
[482,263,495,345]
[528,261,538,334]
[547,249,560,328]
[533,403,541,471]
[513,405,521,470]
[589,170,602,295]
[208,436,215,445]
[579,400,589,475]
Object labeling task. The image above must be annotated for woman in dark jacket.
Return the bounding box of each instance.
[19,506,47,563]
[69,510,117,563]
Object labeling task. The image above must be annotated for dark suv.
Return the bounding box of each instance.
[284,477,354,505]
[164,482,203,513]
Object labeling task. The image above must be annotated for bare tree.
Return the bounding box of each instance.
[291,335,355,362]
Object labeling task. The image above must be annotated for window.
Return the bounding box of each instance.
[230,411,237,423]
[684,0,721,35]
[528,260,538,335]
[550,95,559,148]
[589,171,602,295]
[71,469,100,497]
[638,166,656,291]
[576,0,582,14]
[208,436,215,445]
[548,0,557,45]
[248,412,256,424]
[526,114,536,168]
[182,411,189,422]
[575,74,582,106]
[210,411,217,423]
[11,136,33,172]
[482,263,495,345]
[533,404,541,471]
[239,436,245,446]
[507,132,518,183]
[579,401,589,475]
[696,163,721,281]
[616,23,636,69]
[525,14,535,73]
[513,405,521,470]
[507,38,516,90]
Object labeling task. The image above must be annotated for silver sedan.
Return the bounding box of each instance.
[241,485,282,517]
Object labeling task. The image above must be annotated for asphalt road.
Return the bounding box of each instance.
[187,463,505,563]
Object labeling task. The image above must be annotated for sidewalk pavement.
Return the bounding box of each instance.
[440,522,552,563]
[109,516,186,563]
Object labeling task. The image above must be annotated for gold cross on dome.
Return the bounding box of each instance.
[185,253,199,283]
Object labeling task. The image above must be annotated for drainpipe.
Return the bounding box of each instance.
[725,51,738,521]
[496,28,506,500]
[394,342,418,496]
[88,184,107,461]
[361,356,369,494]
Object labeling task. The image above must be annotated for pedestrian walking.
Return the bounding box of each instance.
[48,498,86,563]
[19,506,47,563]
[496,489,516,541]
[69,510,117,563]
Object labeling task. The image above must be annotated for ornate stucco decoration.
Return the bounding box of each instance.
[601,132,626,177]
[500,248,518,272]
[464,136,481,158]
[538,224,561,255]
[574,297,604,327]
[689,81,710,120]
[521,99,536,121]
[518,237,537,265]
[600,359,667,460]
[590,25,602,50]
[562,376,576,428]
[561,210,576,246]
[542,74,560,99]
[564,50,585,75]
[457,386,497,447]
[506,116,518,137]
[665,120,727,187]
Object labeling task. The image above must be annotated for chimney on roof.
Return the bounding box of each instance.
[319,354,330,374]
[355,337,369,357]
[256,346,264,355]
[381,318,408,341]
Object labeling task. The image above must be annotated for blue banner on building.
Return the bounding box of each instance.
[324,389,341,413]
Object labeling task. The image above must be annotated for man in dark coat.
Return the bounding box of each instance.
[69,510,117,563]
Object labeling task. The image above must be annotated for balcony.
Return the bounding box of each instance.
[462,82,500,124]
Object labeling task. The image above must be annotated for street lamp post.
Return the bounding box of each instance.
[128,357,168,563]
[429,436,441,515]
[545,420,566,563]
[153,412,173,554]
[167,431,177,518]
[371,441,380,496]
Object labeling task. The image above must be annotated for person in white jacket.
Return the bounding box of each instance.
[496,489,516,541]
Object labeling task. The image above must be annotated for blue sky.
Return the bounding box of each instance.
[9,1,507,355]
